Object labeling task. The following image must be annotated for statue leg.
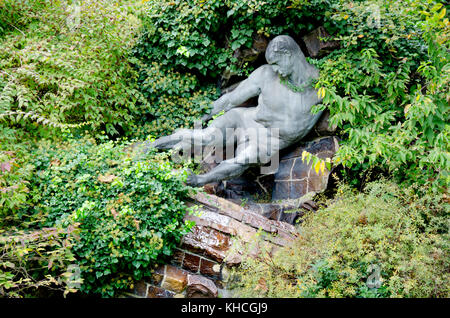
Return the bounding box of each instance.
[186,141,258,186]
[186,158,249,187]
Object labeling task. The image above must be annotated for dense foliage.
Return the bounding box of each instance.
[135,61,217,137]
[1,225,79,297]
[27,136,193,296]
[133,0,333,136]
[2,133,194,297]
[233,180,449,298]
[0,0,448,298]
[134,0,449,190]
[0,0,195,298]
[0,0,147,136]
[136,0,328,77]
[311,0,449,189]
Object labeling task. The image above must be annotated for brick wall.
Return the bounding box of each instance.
[124,192,298,298]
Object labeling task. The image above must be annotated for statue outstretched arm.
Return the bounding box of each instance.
[202,66,265,121]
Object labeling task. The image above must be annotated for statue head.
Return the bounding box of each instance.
[265,35,306,78]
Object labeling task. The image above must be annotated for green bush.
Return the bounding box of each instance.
[0,0,148,136]
[0,145,34,224]
[135,0,326,77]
[0,0,50,36]
[232,182,450,297]
[27,136,194,296]
[232,180,449,298]
[310,0,449,189]
[1,0,448,299]
[134,61,218,137]
[0,225,79,298]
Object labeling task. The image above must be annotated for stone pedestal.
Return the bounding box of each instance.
[272,136,339,201]
[125,192,298,299]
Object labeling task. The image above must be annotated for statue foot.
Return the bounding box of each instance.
[186,173,205,187]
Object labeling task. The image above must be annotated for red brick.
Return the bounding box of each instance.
[182,252,200,272]
[199,258,220,279]
[132,280,147,297]
[147,285,175,298]
[161,265,188,293]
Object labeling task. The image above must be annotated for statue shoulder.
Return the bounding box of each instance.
[255,64,275,75]
[248,64,276,81]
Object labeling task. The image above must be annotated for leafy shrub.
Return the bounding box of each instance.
[0,147,34,224]
[135,61,218,137]
[135,0,326,77]
[27,136,194,296]
[0,0,148,136]
[0,0,50,36]
[232,180,449,298]
[310,0,449,189]
[0,224,79,298]
[0,124,41,226]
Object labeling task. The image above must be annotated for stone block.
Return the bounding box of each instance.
[182,252,200,273]
[171,248,185,267]
[289,180,308,199]
[305,136,337,155]
[186,274,218,298]
[314,110,337,135]
[182,226,232,262]
[228,218,258,243]
[161,265,188,293]
[190,192,244,222]
[278,210,300,225]
[199,258,220,279]
[254,203,282,221]
[149,265,165,286]
[308,174,329,192]
[242,212,275,232]
[147,285,175,298]
[291,158,311,180]
[273,136,339,203]
[185,212,237,236]
[272,181,290,200]
[132,280,148,297]
[203,182,219,194]
[274,159,294,181]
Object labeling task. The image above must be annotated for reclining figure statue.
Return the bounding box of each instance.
[146,35,323,186]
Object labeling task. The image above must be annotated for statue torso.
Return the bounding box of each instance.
[253,65,323,145]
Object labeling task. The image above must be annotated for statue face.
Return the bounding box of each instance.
[268,52,294,78]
